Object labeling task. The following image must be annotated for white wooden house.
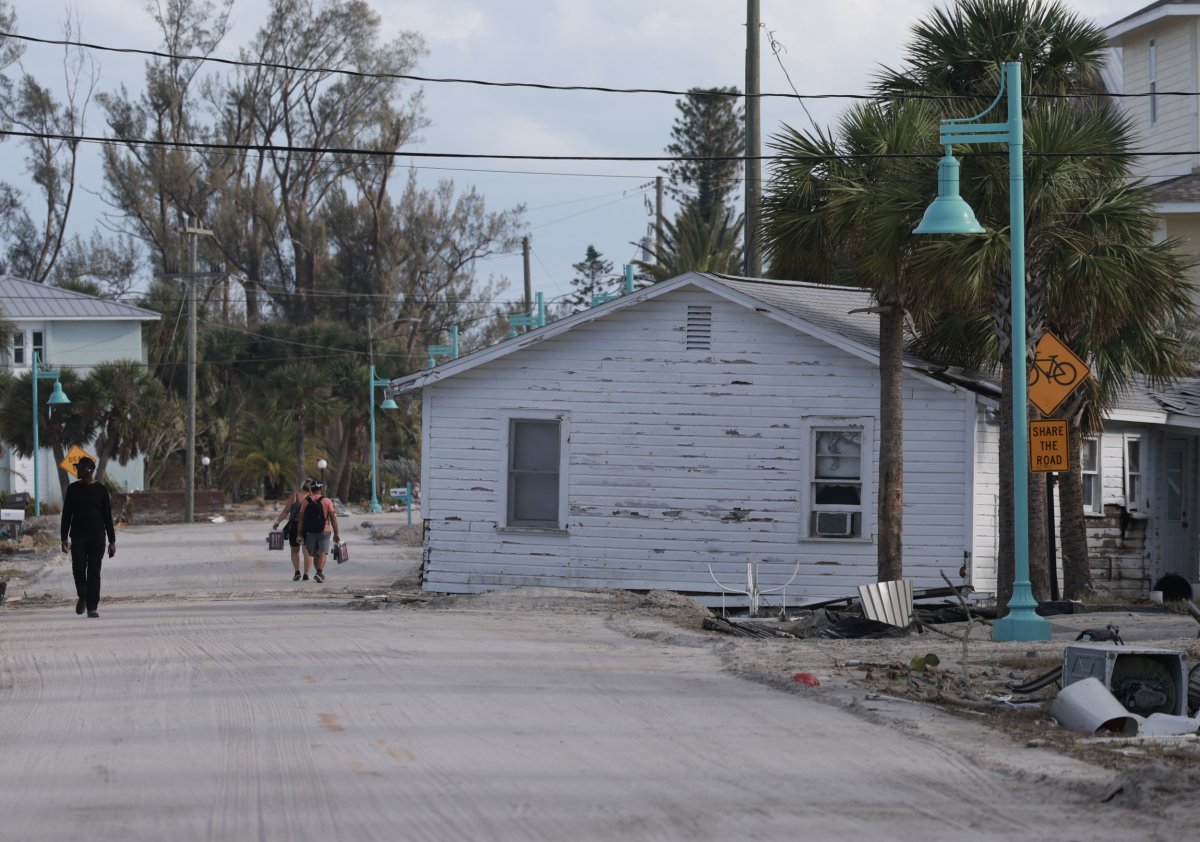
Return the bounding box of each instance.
[392,273,988,606]
[1104,2,1200,311]
[392,271,1200,606]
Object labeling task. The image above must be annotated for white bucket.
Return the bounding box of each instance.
[1051,677,1140,735]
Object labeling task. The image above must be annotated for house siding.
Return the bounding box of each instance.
[419,288,972,605]
[971,410,1001,595]
[1122,21,1199,182]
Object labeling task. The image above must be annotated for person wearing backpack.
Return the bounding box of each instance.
[273,478,314,581]
[297,481,340,583]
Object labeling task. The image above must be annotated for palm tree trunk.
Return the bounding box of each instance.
[294,411,306,487]
[877,304,904,582]
[1059,423,1091,598]
[1028,456,1051,601]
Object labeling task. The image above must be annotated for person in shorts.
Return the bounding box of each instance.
[298,482,339,583]
[273,478,314,581]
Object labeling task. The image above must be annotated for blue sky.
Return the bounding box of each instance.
[3,0,1133,308]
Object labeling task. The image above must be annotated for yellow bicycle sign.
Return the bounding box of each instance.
[1028,332,1089,416]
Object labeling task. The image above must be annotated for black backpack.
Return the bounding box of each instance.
[302,495,327,533]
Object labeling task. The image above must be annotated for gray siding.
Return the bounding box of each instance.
[420,288,974,605]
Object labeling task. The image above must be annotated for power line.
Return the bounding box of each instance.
[8,126,1200,161]
[1,30,1182,101]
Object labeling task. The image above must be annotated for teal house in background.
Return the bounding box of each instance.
[0,277,160,508]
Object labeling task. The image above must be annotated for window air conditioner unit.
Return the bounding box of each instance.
[815,511,853,537]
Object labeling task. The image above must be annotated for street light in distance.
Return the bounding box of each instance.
[31,350,71,517]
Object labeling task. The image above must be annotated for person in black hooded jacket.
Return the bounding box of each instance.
[60,457,116,618]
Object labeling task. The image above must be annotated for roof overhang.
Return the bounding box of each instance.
[1106,3,1200,41]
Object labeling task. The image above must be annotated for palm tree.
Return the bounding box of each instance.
[635,203,744,282]
[887,0,1196,601]
[80,361,169,480]
[265,361,334,488]
[0,366,95,499]
[226,416,295,498]
[761,101,941,582]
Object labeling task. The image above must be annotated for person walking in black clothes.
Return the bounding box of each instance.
[60,457,116,618]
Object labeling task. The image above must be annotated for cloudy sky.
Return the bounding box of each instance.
[3,0,1135,307]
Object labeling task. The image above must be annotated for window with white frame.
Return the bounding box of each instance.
[1081,437,1101,514]
[1149,39,1158,126]
[31,330,44,364]
[1124,436,1142,512]
[809,426,865,538]
[506,418,561,528]
[11,332,24,365]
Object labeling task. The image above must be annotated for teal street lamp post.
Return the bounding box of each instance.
[31,350,71,517]
[915,61,1051,642]
[368,364,399,513]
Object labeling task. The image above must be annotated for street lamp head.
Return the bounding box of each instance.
[914,151,985,236]
[317,458,327,470]
[379,397,399,410]
[201,456,211,467]
[47,380,70,406]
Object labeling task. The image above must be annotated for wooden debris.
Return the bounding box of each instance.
[702,617,795,639]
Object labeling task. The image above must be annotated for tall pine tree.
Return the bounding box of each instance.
[566,245,614,313]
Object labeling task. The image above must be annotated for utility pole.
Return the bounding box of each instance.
[744,0,762,277]
[182,217,213,524]
[655,176,664,267]
[522,235,532,314]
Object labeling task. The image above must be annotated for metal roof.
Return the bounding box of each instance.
[0,276,160,322]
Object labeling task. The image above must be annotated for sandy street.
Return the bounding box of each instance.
[0,512,1190,841]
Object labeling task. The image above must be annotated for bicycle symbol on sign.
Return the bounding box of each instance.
[1028,354,1078,388]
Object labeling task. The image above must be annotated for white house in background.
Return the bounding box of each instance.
[1104,1,1200,308]
[0,276,160,507]
[391,272,1200,606]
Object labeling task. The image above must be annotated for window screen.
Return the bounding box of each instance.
[507,419,560,527]
[1081,438,1100,513]
[810,428,863,537]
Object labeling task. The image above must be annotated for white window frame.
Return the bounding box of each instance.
[1149,38,1158,126]
[11,332,24,366]
[799,417,873,542]
[498,410,570,532]
[1081,436,1102,515]
[1123,434,1143,512]
[31,330,44,364]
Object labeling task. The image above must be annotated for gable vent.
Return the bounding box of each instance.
[685,305,713,350]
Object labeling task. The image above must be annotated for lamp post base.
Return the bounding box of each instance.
[992,584,1052,641]
[369,501,384,513]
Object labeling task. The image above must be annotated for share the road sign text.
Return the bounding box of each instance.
[1029,420,1069,473]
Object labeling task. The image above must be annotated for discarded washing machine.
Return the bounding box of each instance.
[1062,643,1188,717]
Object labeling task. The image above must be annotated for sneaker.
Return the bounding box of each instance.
[87,611,99,618]
[314,570,325,583]
[293,571,302,581]
[302,574,309,581]
[76,598,85,615]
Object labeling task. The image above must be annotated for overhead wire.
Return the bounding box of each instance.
[0,30,1188,101]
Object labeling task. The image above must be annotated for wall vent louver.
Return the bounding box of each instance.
[686,305,713,350]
